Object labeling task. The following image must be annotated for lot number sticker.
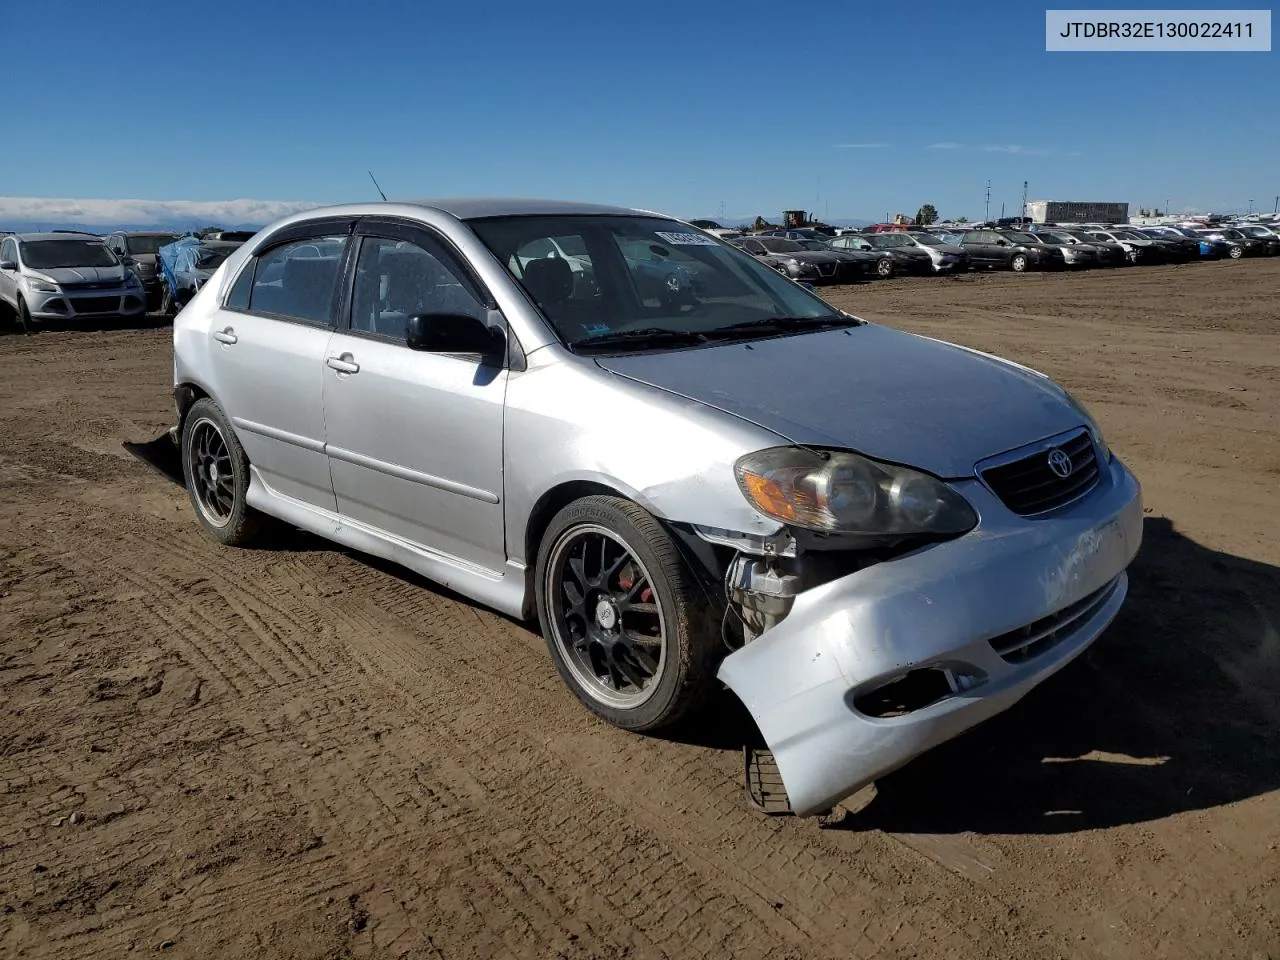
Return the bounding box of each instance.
[654,231,720,246]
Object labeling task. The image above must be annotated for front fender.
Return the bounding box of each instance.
[502,348,787,568]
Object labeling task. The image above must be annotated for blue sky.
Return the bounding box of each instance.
[2,0,1276,223]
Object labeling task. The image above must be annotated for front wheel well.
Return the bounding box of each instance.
[522,481,627,616]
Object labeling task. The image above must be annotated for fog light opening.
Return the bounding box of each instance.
[854,668,955,719]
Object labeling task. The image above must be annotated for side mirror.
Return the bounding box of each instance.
[996,239,1009,246]
[406,312,502,358]
[0,260,16,272]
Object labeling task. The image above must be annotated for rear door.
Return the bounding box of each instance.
[320,219,509,571]
[203,220,353,511]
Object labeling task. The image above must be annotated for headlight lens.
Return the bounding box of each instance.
[734,447,977,536]
[27,277,59,293]
[123,272,141,286]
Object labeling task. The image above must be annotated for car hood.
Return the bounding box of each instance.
[37,265,129,284]
[593,323,1085,478]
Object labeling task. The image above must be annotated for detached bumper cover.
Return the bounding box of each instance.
[718,455,1142,816]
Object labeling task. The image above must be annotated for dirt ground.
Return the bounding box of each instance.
[1,260,1277,960]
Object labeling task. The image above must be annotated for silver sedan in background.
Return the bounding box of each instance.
[169,199,1142,816]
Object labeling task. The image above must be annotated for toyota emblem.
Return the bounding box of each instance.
[1046,448,1073,478]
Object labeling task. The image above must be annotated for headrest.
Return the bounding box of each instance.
[521,256,573,305]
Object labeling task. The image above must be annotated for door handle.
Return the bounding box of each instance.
[326,354,360,374]
[212,327,237,344]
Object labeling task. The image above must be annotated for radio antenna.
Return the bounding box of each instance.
[368,171,388,201]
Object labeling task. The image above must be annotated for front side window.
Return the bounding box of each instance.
[0,238,15,262]
[468,215,838,348]
[247,235,346,325]
[125,234,178,256]
[19,239,118,269]
[350,235,486,341]
[867,234,909,249]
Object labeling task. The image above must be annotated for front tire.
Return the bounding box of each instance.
[1228,245,1244,259]
[1010,253,1029,272]
[16,296,32,334]
[181,398,263,546]
[535,496,718,732]
[876,257,893,278]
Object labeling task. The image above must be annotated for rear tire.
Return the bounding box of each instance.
[181,398,264,547]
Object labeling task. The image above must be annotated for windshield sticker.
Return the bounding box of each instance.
[581,323,610,336]
[654,231,719,246]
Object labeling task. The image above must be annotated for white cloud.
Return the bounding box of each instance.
[834,142,888,148]
[0,195,323,227]
[928,142,964,149]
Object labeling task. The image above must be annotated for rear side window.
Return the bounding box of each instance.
[247,236,347,325]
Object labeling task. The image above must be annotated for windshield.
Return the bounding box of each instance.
[20,239,118,269]
[909,233,944,245]
[1005,232,1040,244]
[1039,232,1073,244]
[759,237,803,253]
[468,215,840,348]
[795,239,829,250]
[123,234,178,255]
[867,234,910,248]
[1220,229,1245,239]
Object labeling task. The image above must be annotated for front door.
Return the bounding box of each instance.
[203,230,351,511]
[321,222,508,572]
[0,237,19,307]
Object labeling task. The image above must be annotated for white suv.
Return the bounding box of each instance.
[0,232,146,332]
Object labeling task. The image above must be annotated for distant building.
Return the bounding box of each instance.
[1026,200,1129,224]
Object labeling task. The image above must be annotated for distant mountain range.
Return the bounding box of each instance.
[0,220,268,236]
[692,216,875,228]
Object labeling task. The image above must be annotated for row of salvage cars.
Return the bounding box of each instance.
[688,220,1280,285]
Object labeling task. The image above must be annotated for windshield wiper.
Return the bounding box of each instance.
[572,327,710,352]
[705,314,863,337]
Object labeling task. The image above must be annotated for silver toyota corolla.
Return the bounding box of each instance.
[169,199,1143,816]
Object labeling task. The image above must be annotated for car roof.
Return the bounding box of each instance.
[111,230,180,237]
[11,232,105,241]
[279,197,664,223]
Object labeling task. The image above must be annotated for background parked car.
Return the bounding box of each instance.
[157,237,245,315]
[1020,232,1098,269]
[790,238,883,279]
[1055,229,1130,264]
[827,234,897,277]
[0,232,146,332]
[1196,228,1264,258]
[1231,225,1280,255]
[902,231,971,273]
[861,232,944,275]
[1033,229,1122,266]
[1086,229,1165,265]
[955,229,1062,272]
[733,236,870,283]
[103,231,179,310]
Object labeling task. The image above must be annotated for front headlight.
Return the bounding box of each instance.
[122,272,141,286]
[26,277,59,294]
[735,447,977,536]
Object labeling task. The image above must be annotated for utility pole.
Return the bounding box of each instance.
[1248,198,1254,214]
[984,180,991,222]
[1000,201,1006,219]
[1021,180,1028,220]
[1274,195,1279,214]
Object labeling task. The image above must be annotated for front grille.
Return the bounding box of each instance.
[980,429,1100,516]
[61,280,124,291]
[71,296,120,314]
[815,262,836,277]
[989,576,1121,664]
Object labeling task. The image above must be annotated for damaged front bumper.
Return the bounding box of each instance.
[718,455,1143,816]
